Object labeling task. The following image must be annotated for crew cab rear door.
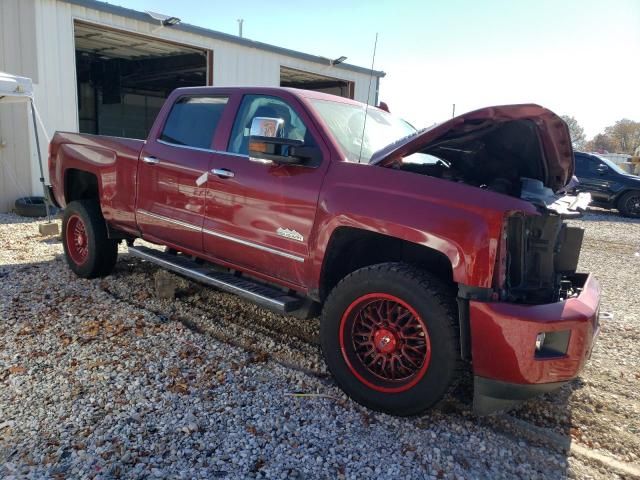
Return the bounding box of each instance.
[136,94,229,252]
[202,93,329,287]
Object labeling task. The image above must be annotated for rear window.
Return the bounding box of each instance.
[160,96,228,149]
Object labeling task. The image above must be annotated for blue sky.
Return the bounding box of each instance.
[123,0,639,137]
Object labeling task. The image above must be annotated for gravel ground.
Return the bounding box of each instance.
[0,209,639,479]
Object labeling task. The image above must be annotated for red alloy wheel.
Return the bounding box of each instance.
[66,214,89,265]
[339,293,432,393]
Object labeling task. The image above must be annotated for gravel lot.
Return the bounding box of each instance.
[0,210,638,479]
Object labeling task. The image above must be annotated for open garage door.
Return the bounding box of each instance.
[74,22,210,139]
[280,66,353,99]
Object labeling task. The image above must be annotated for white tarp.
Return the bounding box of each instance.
[0,71,51,217]
[0,71,33,103]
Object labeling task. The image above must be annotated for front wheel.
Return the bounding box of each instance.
[618,190,640,218]
[320,263,460,416]
[62,200,118,278]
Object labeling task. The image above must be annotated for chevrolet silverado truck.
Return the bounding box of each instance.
[48,87,601,415]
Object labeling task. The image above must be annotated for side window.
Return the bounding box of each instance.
[227,95,312,155]
[160,96,228,149]
[586,158,605,175]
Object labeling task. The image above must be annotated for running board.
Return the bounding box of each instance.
[127,245,302,313]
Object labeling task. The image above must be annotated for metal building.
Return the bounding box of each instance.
[0,0,385,212]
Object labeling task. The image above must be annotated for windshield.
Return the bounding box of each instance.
[309,99,418,163]
[593,154,628,175]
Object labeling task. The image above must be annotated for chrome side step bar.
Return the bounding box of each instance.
[127,245,302,313]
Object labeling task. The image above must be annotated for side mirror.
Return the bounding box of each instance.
[248,117,321,166]
[596,164,609,174]
[250,117,285,138]
[249,135,306,165]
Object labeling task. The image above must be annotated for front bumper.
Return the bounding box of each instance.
[469,273,601,414]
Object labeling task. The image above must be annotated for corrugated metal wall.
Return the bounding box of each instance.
[0,0,378,212]
[61,2,374,98]
[0,0,38,212]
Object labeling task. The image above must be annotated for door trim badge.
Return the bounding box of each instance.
[277,227,304,242]
[136,209,305,262]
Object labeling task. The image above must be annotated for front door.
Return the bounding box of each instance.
[575,154,618,204]
[136,95,229,252]
[203,94,329,287]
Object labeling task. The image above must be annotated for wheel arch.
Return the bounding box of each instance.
[319,262,463,415]
[616,187,640,206]
[317,226,457,302]
[64,168,100,204]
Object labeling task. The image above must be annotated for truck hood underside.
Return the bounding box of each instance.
[370,104,574,193]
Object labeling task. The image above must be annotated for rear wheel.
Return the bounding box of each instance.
[62,200,118,278]
[320,263,460,416]
[618,190,640,218]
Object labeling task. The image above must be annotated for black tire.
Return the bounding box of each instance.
[62,200,118,278]
[14,196,55,217]
[617,190,640,218]
[320,262,461,416]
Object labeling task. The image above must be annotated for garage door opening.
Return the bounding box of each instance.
[74,22,210,139]
[280,66,353,98]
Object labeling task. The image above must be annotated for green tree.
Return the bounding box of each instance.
[561,115,586,150]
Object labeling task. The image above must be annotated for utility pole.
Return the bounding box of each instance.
[237,19,244,38]
[452,103,456,118]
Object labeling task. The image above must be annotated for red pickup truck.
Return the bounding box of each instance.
[48,87,601,415]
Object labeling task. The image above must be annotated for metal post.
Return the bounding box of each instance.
[30,98,51,222]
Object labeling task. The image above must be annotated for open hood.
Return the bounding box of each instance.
[370,104,574,192]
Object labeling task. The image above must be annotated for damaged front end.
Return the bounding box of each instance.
[372,104,601,414]
[471,180,599,416]
[501,178,592,305]
[472,182,599,415]
[372,103,591,305]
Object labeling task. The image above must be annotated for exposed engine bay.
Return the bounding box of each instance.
[503,213,587,304]
[392,119,591,304]
[396,120,549,198]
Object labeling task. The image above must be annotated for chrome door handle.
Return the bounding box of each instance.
[142,156,159,165]
[211,168,235,178]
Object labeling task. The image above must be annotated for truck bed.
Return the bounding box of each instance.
[50,131,145,157]
[49,131,144,235]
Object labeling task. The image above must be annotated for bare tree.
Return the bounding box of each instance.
[604,119,640,155]
[561,115,586,150]
[586,133,616,153]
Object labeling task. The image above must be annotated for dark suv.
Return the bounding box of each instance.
[574,152,640,218]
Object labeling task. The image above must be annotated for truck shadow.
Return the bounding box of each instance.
[435,368,576,477]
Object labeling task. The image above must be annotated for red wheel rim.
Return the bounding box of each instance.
[339,293,431,393]
[66,214,89,265]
